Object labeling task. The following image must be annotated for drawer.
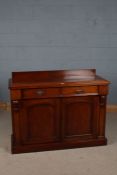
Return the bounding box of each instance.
[62,86,98,96]
[22,88,60,99]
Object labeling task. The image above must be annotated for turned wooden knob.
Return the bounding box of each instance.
[75,89,84,94]
[36,90,45,95]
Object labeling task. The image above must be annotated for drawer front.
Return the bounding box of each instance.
[22,88,60,99]
[62,86,98,96]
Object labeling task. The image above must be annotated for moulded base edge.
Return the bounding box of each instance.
[11,135,107,154]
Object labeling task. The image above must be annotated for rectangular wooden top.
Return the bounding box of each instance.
[9,69,110,89]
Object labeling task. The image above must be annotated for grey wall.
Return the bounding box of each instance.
[0,0,117,104]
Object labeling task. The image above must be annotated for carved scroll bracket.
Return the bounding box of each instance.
[100,96,106,106]
[12,100,20,111]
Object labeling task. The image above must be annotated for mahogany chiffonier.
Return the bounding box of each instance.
[9,69,110,154]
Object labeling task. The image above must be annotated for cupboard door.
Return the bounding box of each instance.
[20,99,60,144]
[62,96,99,141]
